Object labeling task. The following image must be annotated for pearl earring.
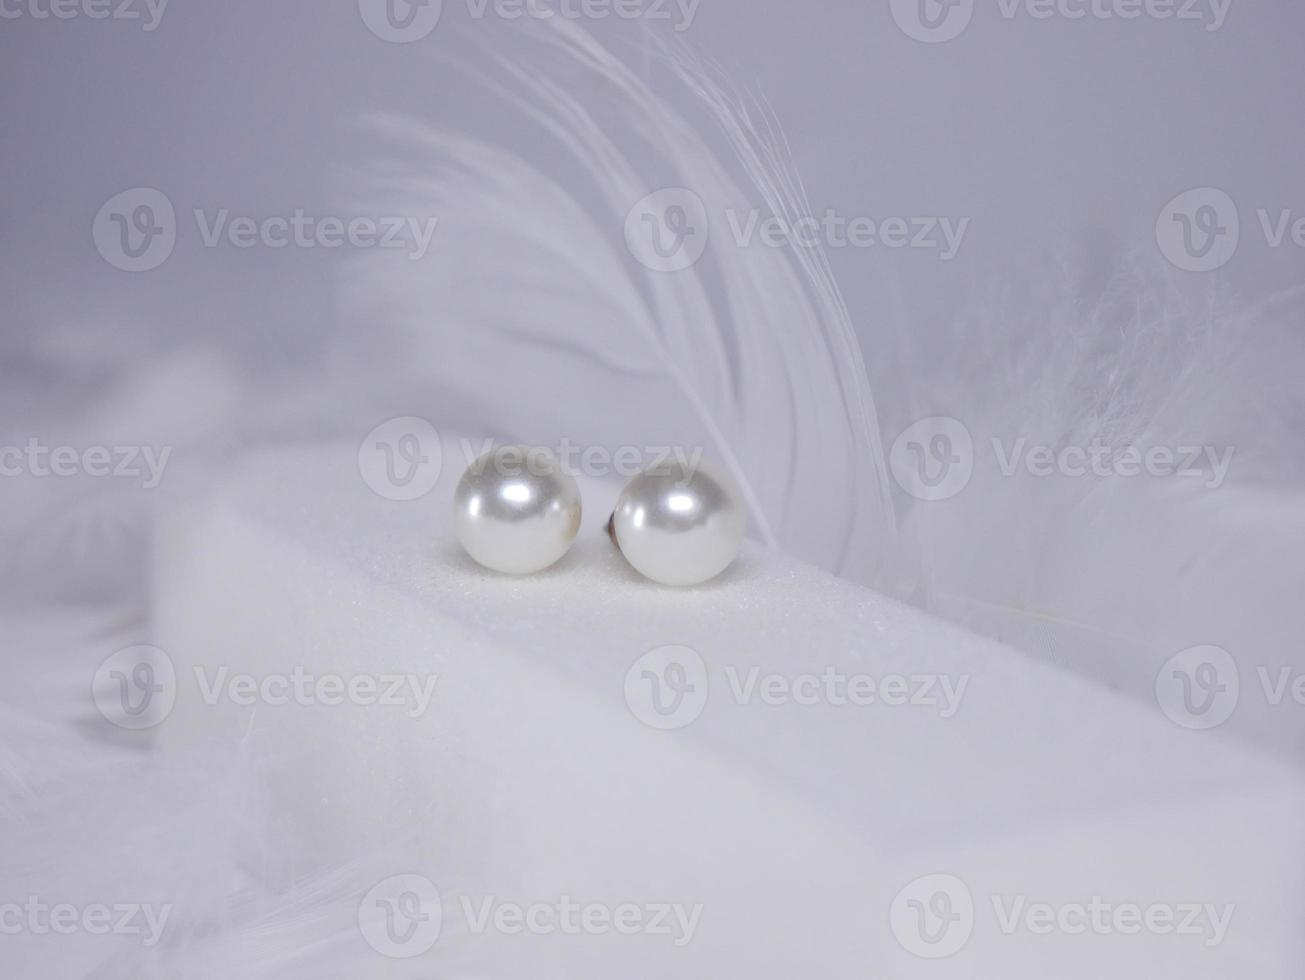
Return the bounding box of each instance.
[454,446,581,575]
[608,459,744,586]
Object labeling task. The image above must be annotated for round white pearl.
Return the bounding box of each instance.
[611,460,745,586]
[454,446,581,575]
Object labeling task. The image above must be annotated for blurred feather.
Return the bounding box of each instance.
[2,19,909,978]
[339,20,899,589]
[895,254,1305,751]
[4,13,1305,980]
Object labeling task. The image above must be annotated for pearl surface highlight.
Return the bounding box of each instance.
[610,459,744,586]
[454,446,581,575]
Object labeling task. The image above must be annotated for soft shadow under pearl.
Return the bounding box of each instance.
[454,446,582,575]
[610,459,744,586]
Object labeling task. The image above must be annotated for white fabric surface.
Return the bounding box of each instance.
[145,440,1305,977]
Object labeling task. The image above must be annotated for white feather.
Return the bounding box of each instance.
[338,20,900,588]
